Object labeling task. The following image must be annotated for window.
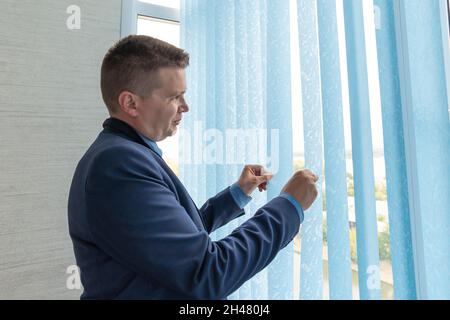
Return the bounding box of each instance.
[125,0,450,299]
[138,0,180,10]
[291,0,394,299]
[137,16,180,46]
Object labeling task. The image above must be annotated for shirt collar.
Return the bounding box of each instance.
[137,132,163,158]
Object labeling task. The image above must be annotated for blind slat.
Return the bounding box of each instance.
[297,0,324,300]
[393,0,450,299]
[373,0,416,300]
[343,0,381,300]
[317,0,353,300]
[266,0,295,300]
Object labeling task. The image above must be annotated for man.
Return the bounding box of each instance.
[68,35,318,299]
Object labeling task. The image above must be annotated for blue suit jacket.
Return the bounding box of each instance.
[68,117,301,299]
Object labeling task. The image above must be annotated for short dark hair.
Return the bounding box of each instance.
[100,35,190,113]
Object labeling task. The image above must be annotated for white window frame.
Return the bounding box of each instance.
[121,0,181,37]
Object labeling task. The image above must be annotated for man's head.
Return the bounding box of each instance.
[101,35,190,141]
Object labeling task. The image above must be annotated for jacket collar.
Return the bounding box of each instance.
[102,117,161,158]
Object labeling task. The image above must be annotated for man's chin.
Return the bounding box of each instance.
[166,127,177,137]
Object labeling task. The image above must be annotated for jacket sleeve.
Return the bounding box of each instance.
[198,186,247,234]
[85,146,301,299]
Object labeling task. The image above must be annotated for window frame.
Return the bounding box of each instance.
[121,0,181,37]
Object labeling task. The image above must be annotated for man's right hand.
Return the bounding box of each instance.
[281,169,319,210]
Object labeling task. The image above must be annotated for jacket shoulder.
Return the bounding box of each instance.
[84,133,164,182]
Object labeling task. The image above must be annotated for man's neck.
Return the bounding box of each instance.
[109,114,159,142]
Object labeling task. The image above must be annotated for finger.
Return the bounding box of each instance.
[261,167,274,180]
[303,169,319,182]
[263,173,274,181]
[256,175,266,183]
[249,164,264,175]
[260,166,271,175]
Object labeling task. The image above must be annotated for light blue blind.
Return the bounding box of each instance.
[393,0,450,299]
[373,0,416,299]
[317,0,353,300]
[265,0,295,301]
[179,0,450,300]
[297,0,324,300]
[343,0,381,300]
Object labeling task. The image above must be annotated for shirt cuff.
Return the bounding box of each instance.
[278,192,304,223]
[230,182,252,209]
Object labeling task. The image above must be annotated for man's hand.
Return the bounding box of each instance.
[281,169,318,210]
[237,164,274,196]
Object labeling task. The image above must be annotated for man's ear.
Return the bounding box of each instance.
[118,91,139,117]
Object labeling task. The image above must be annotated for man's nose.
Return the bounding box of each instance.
[180,98,189,113]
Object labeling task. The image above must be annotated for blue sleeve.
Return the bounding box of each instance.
[278,192,304,224]
[229,182,252,209]
[198,186,246,234]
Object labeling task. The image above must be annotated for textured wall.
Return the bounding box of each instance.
[0,0,121,299]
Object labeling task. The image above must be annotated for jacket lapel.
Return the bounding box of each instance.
[101,117,205,230]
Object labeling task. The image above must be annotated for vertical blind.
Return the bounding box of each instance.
[317,0,353,300]
[179,0,450,299]
[343,0,382,300]
[373,0,416,299]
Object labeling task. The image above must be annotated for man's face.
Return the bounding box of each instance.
[136,67,188,141]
